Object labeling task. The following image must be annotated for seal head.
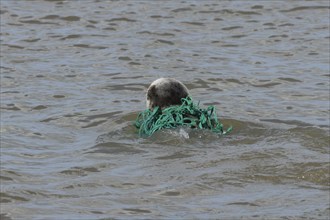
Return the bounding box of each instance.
[146,78,189,110]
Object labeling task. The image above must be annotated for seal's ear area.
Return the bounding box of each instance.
[147,85,157,99]
[146,85,157,109]
[167,81,188,104]
[173,81,189,98]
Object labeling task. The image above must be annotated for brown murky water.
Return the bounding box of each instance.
[1,0,329,219]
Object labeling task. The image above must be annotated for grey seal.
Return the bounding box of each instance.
[146,78,189,110]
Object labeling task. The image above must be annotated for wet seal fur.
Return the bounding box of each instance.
[146,78,189,110]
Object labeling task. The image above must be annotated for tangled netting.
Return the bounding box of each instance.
[135,97,232,137]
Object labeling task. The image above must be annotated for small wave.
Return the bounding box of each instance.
[106,17,137,22]
[155,39,175,45]
[171,7,193,13]
[280,6,330,13]
[181,21,205,26]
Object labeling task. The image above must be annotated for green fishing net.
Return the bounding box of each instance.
[135,97,232,137]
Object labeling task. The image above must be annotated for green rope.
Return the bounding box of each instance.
[135,97,232,137]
